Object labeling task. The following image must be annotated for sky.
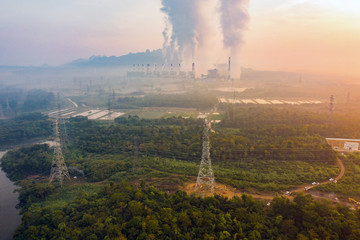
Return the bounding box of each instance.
[0,0,360,77]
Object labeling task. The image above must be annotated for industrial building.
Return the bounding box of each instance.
[326,138,360,151]
[126,63,195,79]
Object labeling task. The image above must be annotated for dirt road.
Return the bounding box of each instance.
[182,157,346,203]
[292,157,345,193]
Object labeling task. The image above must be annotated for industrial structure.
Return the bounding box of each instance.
[126,63,195,79]
[49,93,70,186]
[326,138,360,152]
[328,95,334,123]
[49,119,70,186]
[126,56,235,82]
[195,119,215,194]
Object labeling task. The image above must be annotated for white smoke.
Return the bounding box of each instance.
[161,0,250,78]
[161,0,200,65]
[219,0,249,50]
[219,0,249,78]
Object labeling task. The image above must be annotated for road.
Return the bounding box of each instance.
[292,157,345,193]
[67,98,78,108]
[183,157,347,204]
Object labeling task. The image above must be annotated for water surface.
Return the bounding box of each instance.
[0,151,21,240]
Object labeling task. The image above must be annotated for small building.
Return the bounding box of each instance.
[326,138,360,151]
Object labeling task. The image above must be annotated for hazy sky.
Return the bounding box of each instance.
[1,0,359,77]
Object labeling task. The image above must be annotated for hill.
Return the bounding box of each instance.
[66,49,163,68]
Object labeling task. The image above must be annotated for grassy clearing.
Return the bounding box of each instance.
[105,156,340,193]
[123,107,199,119]
[30,183,103,210]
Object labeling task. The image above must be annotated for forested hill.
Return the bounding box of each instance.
[14,182,360,239]
[66,49,163,67]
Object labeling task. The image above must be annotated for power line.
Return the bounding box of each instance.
[195,119,215,194]
[49,119,70,186]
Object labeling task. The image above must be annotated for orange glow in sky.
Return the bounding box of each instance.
[0,0,359,78]
[242,0,360,77]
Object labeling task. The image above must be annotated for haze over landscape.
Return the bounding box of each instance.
[1,0,360,77]
[2,1,360,240]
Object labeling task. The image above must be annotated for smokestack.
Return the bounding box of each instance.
[228,57,231,81]
[192,62,195,72]
[179,63,181,72]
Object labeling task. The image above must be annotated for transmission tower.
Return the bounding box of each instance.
[328,95,334,123]
[105,89,116,122]
[132,137,141,172]
[195,119,215,194]
[49,119,70,186]
[56,91,68,153]
[0,104,4,119]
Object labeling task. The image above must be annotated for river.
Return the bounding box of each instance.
[0,151,21,240]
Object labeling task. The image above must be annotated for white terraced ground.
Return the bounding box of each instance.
[228,99,242,104]
[241,99,256,104]
[254,99,271,104]
[88,110,111,120]
[73,110,102,117]
[99,112,125,120]
[309,100,322,104]
[218,98,227,103]
[268,100,284,104]
[282,101,301,105]
[218,98,323,105]
[48,108,74,116]
[61,111,77,117]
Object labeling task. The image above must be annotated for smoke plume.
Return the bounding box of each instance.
[161,0,250,78]
[161,0,200,64]
[219,0,249,50]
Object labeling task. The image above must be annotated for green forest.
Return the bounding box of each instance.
[317,152,360,198]
[4,104,360,239]
[13,182,360,240]
[115,92,218,110]
[0,112,53,149]
[1,144,53,181]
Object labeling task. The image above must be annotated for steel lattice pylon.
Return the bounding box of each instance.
[49,119,70,186]
[195,119,215,194]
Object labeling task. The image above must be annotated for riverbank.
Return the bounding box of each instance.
[0,151,22,240]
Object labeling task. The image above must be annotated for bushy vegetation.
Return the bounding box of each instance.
[0,144,53,181]
[316,153,360,198]
[4,104,360,239]
[220,105,360,139]
[14,182,360,240]
[116,92,218,110]
[0,112,53,148]
[1,107,340,192]
[60,113,338,191]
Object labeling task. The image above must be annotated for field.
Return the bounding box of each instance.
[123,107,199,119]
